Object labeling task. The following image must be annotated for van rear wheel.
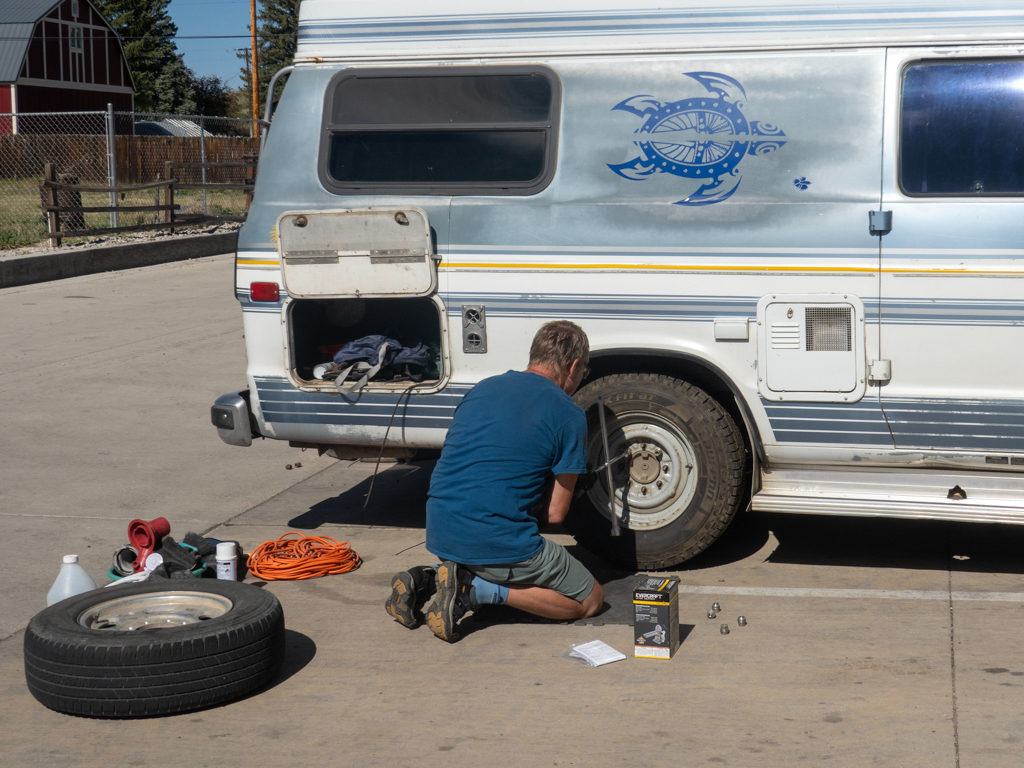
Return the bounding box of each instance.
[567,373,745,570]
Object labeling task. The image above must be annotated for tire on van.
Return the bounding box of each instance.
[568,373,745,569]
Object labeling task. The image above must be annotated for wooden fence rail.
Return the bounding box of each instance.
[41,157,256,245]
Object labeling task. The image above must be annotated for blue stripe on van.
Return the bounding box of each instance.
[448,292,758,321]
[253,376,468,429]
[237,287,1024,326]
[255,378,1024,453]
[296,3,1024,44]
[883,398,1024,451]
[446,246,879,260]
[762,399,894,446]
[763,396,1024,452]
[299,3,1024,45]
[448,292,1024,327]
[880,299,1024,327]
[448,244,1024,260]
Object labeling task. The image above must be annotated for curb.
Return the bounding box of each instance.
[0,231,238,289]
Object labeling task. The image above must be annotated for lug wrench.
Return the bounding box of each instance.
[596,395,622,537]
[591,450,629,474]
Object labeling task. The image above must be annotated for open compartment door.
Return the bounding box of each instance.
[277,207,436,298]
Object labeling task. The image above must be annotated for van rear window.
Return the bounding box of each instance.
[320,68,559,194]
[901,61,1024,196]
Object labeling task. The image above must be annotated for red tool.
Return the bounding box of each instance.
[127,517,171,572]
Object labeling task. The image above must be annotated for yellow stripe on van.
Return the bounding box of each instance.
[883,267,1024,275]
[441,262,1024,276]
[232,259,1024,276]
[442,262,877,273]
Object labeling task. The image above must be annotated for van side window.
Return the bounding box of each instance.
[901,61,1024,196]
[320,68,559,195]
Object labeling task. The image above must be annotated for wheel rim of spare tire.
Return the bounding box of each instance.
[584,412,699,531]
[77,592,233,631]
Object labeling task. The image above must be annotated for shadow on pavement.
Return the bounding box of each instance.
[284,459,1024,577]
[247,629,317,697]
[682,509,1024,575]
[186,630,317,716]
[273,629,318,686]
[288,462,432,530]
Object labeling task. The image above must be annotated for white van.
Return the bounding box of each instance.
[212,0,1024,569]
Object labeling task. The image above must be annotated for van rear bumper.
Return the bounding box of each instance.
[211,389,260,447]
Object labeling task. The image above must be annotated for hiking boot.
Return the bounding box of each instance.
[426,561,474,643]
[385,565,437,628]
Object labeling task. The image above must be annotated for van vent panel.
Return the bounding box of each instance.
[770,322,800,349]
[462,304,487,354]
[806,307,852,351]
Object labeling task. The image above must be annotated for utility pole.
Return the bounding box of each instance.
[249,0,260,137]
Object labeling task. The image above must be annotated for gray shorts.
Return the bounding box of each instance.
[465,538,596,602]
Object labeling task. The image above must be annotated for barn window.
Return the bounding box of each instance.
[71,0,80,17]
[69,26,83,52]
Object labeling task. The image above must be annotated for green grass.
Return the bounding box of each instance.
[0,219,48,249]
[0,176,248,249]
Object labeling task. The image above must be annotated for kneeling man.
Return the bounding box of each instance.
[385,320,604,641]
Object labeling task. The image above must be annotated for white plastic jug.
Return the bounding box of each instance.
[47,554,98,606]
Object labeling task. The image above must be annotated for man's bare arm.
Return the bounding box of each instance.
[541,473,578,528]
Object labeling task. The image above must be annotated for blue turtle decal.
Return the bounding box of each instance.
[608,72,787,206]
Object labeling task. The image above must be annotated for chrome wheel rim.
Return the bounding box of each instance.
[586,414,699,531]
[77,592,232,631]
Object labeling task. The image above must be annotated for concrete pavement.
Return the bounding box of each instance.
[2,255,1024,766]
[0,253,337,640]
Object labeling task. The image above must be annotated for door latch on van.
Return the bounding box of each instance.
[867,359,892,384]
[869,210,893,236]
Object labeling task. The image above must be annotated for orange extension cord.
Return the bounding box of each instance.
[247,532,361,580]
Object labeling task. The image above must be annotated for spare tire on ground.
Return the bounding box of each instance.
[24,579,285,718]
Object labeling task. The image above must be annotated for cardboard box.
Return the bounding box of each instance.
[633,575,680,659]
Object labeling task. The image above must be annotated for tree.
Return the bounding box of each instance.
[190,75,232,117]
[226,87,251,120]
[236,0,301,116]
[94,0,180,112]
[152,55,196,114]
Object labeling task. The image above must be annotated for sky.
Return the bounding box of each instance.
[168,0,258,87]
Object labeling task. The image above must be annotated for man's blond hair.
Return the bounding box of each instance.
[528,321,590,380]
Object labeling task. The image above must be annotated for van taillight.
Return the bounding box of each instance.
[250,282,280,302]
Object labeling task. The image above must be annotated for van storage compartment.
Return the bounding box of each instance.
[277,208,436,299]
[289,297,444,385]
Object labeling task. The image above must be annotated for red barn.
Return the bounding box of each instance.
[0,0,134,133]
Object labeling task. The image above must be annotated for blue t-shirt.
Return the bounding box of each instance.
[426,370,588,565]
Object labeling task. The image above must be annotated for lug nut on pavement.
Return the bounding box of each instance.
[720,624,730,635]
[738,616,747,626]
[707,609,716,619]
[712,602,721,612]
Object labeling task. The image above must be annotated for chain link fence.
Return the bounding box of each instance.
[0,110,259,249]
